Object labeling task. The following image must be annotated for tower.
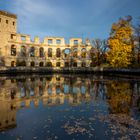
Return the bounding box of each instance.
[0,10,17,58]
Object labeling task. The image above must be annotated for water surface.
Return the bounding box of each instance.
[0,74,140,140]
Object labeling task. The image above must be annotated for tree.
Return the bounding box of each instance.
[90,39,108,66]
[100,40,108,64]
[133,18,140,66]
[107,16,134,68]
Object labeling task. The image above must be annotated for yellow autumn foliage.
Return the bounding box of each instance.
[106,81,132,114]
[107,18,134,67]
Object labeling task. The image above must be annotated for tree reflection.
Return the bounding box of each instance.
[106,81,132,114]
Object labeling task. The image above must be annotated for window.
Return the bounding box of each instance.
[30,47,35,57]
[74,40,78,45]
[64,48,71,58]
[73,48,78,58]
[46,62,52,67]
[13,21,15,25]
[90,62,94,67]
[39,47,44,57]
[11,34,14,39]
[21,46,26,57]
[31,61,35,67]
[56,77,60,81]
[81,62,86,67]
[56,48,61,57]
[65,62,69,67]
[73,62,77,67]
[11,34,16,39]
[56,39,61,44]
[11,61,16,67]
[56,62,60,67]
[56,85,60,94]
[0,18,1,22]
[21,36,26,41]
[48,39,52,45]
[39,62,44,67]
[11,45,16,56]
[48,48,52,57]
[6,20,8,24]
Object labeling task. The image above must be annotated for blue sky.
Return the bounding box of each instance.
[0,0,140,43]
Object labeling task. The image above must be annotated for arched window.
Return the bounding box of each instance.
[48,48,52,57]
[46,62,52,67]
[39,62,44,67]
[56,62,60,67]
[31,61,35,67]
[39,47,44,57]
[73,48,78,58]
[21,46,26,57]
[56,48,61,57]
[73,62,77,67]
[30,47,35,57]
[22,61,26,66]
[64,48,71,58]
[11,45,16,56]
[81,48,86,58]
[56,85,61,94]
[11,61,16,67]
[90,62,94,67]
[65,62,69,67]
[81,62,86,67]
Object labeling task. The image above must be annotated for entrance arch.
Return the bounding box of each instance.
[11,61,16,67]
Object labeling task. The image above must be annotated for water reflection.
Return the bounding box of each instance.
[0,75,140,139]
[106,81,133,114]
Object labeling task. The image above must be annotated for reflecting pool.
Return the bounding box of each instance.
[0,74,140,140]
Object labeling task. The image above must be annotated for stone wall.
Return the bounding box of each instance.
[0,10,92,68]
[6,34,92,67]
[0,10,17,58]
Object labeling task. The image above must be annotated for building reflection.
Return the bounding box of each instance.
[0,75,140,131]
[0,75,94,131]
[0,101,16,131]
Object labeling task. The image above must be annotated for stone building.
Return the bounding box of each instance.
[0,10,92,68]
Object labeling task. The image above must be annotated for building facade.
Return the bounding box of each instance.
[0,10,93,68]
